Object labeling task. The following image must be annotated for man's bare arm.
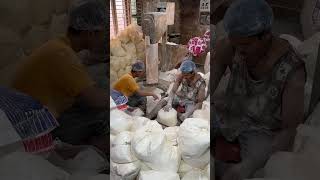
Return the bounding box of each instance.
[272,67,305,152]
[211,38,234,94]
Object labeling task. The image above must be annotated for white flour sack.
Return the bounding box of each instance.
[110,109,133,135]
[144,142,181,172]
[110,160,141,180]
[264,152,320,180]
[178,160,194,178]
[131,121,165,162]
[181,169,209,180]
[157,108,178,127]
[111,131,137,164]
[194,101,211,121]
[110,96,116,109]
[138,170,180,180]
[110,134,116,147]
[164,126,179,146]
[0,152,70,180]
[206,163,210,179]
[192,109,210,121]
[182,148,210,169]
[129,108,145,117]
[131,116,151,132]
[178,118,210,156]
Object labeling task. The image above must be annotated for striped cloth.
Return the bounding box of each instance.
[0,87,59,154]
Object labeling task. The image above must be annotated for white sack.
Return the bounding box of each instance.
[178,118,210,156]
[164,126,179,146]
[110,160,141,180]
[192,110,210,121]
[264,152,320,180]
[129,108,144,117]
[138,170,180,180]
[144,142,181,172]
[178,160,194,178]
[131,116,151,132]
[110,134,116,148]
[111,131,137,164]
[293,124,320,154]
[182,149,210,169]
[181,169,209,180]
[157,108,178,127]
[110,96,116,109]
[207,163,210,179]
[65,147,106,175]
[131,121,165,162]
[0,152,70,180]
[110,109,133,135]
[140,162,152,171]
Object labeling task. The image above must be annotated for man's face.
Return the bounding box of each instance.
[229,35,268,68]
[135,71,145,78]
[182,72,195,81]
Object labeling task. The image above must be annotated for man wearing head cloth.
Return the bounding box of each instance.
[12,0,109,153]
[112,61,159,112]
[147,59,207,122]
[211,0,306,179]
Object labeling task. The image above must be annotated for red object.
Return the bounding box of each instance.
[117,104,128,110]
[214,136,241,163]
[23,133,54,154]
[176,105,185,113]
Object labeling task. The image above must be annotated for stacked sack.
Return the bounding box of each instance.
[110,89,213,179]
[253,123,320,180]
[177,118,211,179]
[110,97,181,179]
[110,24,146,84]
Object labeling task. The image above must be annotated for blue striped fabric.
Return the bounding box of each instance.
[111,89,128,105]
[0,87,59,139]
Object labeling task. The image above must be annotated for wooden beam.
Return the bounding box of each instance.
[145,36,159,84]
[111,0,118,34]
[124,0,132,25]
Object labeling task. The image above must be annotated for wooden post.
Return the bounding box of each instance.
[145,36,159,84]
[111,0,118,35]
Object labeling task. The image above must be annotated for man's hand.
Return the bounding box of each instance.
[152,94,159,100]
